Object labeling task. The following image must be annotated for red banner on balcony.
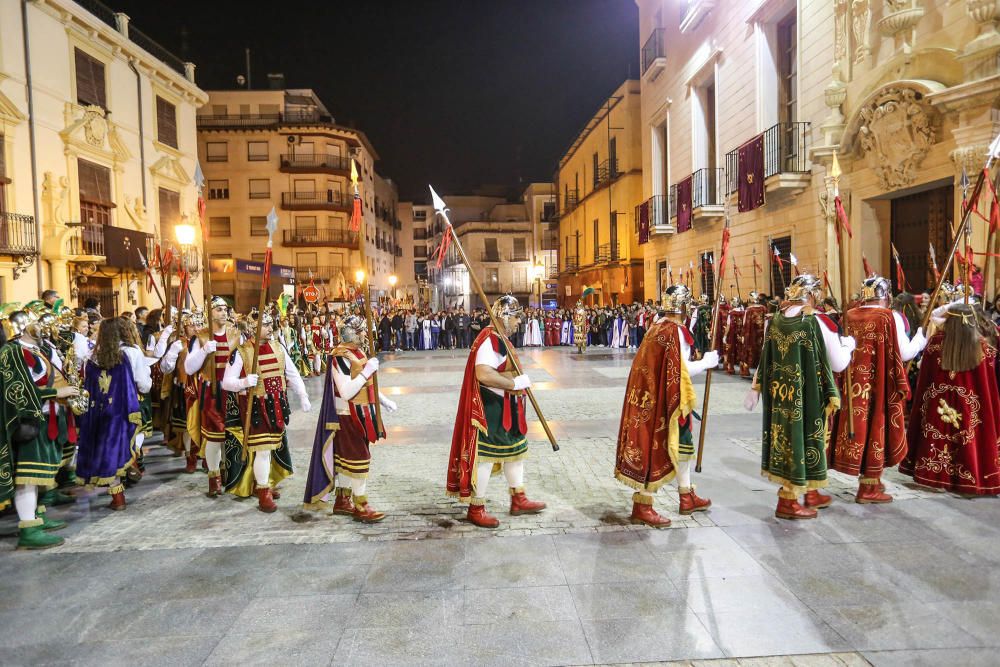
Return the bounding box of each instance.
[638,201,650,245]
[738,133,765,213]
[676,176,693,233]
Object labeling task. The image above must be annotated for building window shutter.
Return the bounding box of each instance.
[74,49,106,109]
[78,159,113,206]
[158,187,181,236]
[156,96,178,148]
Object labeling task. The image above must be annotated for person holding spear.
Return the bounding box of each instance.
[434,186,558,529]
[614,284,718,527]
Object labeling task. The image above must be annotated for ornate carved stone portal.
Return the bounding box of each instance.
[857,86,938,189]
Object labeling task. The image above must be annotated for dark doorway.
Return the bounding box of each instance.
[891,185,953,293]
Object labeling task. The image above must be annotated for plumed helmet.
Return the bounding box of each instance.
[785,273,822,302]
[861,275,892,302]
[491,294,523,320]
[340,314,367,343]
[662,284,691,314]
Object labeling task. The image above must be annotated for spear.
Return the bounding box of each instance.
[695,194,732,473]
[733,257,743,299]
[829,154,855,439]
[240,207,279,459]
[431,186,558,451]
[906,134,1000,371]
[752,247,760,294]
[351,160,384,436]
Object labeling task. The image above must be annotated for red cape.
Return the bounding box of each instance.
[446,327,493,501]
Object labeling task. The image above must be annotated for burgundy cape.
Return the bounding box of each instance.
[900,334,1000,495]
[829,307,910,478]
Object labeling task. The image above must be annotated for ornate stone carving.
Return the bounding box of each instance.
[949,144,990,181]
[81,106,107,146]
[835,0,850,64]
[857,87,937,189]
[852,0,872,64]
[959,0,1000,79]
[60,103,131,162]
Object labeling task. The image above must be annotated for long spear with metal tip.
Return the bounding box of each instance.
[430,186,559,452]
[695,194,733,473]
[829,154,855,439]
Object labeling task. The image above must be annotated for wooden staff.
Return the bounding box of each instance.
[431,186,558,451]
[695,196,732,473]
[241,212,278,459]
[829,155,855,439]
[984,171,1000,303]
[351,161,384,436]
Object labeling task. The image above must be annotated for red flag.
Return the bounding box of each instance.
[834,196,852,242]
[718,227,731,278]
[891,243,908,291]
[991,198,1000,233]
[823,270,832,292]
[432,233,451,269]
[733,259,741,278]
[349,192,363,232]
[862,253,874,278]
[753,255,763,273]
[161,248,174,272]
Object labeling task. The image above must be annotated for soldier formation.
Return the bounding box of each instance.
[1,267,996,550]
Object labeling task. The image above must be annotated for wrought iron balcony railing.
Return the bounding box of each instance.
[641,29,666,75]
[66,222,105,257]
[692,167,724,209]
[279,153,350,173]
[280,191,351,211]
[282,228,358,248]
[0,212,38,255]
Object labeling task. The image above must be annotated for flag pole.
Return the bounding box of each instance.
[829,155,855,439]
[695,193,732,473]
[350,160,384,437]
[431,186,558,451]
[241,208,279,459]
[752,247,759,294]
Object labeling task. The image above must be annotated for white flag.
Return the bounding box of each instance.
[789,252,799,266]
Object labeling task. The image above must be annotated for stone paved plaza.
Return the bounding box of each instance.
[1,347,998,666]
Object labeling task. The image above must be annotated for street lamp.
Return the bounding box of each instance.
[533,261,545,309]
[388,273,398,302]
[355,268,365,284]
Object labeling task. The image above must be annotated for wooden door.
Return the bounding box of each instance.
[891,186,952,293]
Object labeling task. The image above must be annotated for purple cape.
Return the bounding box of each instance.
[76,357,140,484]
[302,361,341,505]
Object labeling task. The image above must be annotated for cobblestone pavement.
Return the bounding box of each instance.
[1,347,998,666]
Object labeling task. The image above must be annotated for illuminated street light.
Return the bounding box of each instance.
[355,269,365,284]
[175,223,196,247]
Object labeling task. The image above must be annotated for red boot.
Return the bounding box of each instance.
[331,489,356,516]
[255,486,277,513]
[630,495,671,528]
[740,363,751,378]
[184,452,197,474]
[856,482,892,504]
[467,502,500,528]
[678,488,712,515]
[775,497,817,520]
[509,488,546,515]
[109,485,126,511]
[271,487,281,500]
[206,474,222,498]
[804,489,832,509]
[352,496,385,523]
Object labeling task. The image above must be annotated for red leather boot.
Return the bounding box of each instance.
[109,485,126,511]
[740,363,751,378]
[255,486,277,513]
[856,480,892,504]
[678,488,712,515]
[184,451,198,474]
[775,496,817,520]
[206,474,222,498]
[352,496,385,523]
[467,502,500,528]
[331,489,356,516]
[271,487,281,500]
[630,494,671,528]
[804,489,832,509]
[509,488,546,515]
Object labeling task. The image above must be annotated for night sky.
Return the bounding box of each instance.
[110,0,639,201]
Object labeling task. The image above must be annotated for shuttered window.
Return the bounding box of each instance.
[205,142,228,162]
[74,48,107,109]
[78,160,113,206]
[250,216,268,236]
[209,217,231,237]
[158,188,180,240]
[155,96,178,148]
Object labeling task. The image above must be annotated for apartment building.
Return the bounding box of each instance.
[636,0,1000,302]
[0,0,206,311]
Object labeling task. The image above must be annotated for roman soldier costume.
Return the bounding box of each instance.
[749,274,855,520]
[713,298,730,367]
[221,308,308,513]
[723,297,745,375]
[740,292,767,378]
[614,285,718,527]
[303,314,396,522]
[692,294,712,359]
[447,295,545,528]
[900,303,1000,495]
[829,277,927,502]
[184,296,240,497]
[161,309,205,473]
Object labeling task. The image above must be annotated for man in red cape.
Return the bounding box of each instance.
[740,292,768,378]
[614,285,717,527]
[829,276,926,503]
[723,296,745,375]
[447,295,545,528]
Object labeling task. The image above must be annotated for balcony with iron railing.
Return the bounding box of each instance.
[641,29,667,78]
[563,255,579,273]
[0,212,38,255]
[295,265,345,282]
[282,228,358,248]
[724,121,811,197]
[510,251,529,262]
[280,190,352,212]
[562,189,579,214]
[279,153,350,175]
[197,109,334,130]
[636,194,674,237]
[481,251,502,263]
[596,242,621,264]
[66,222,105,258]
[692,167,725,212]
[541,229,559,251]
